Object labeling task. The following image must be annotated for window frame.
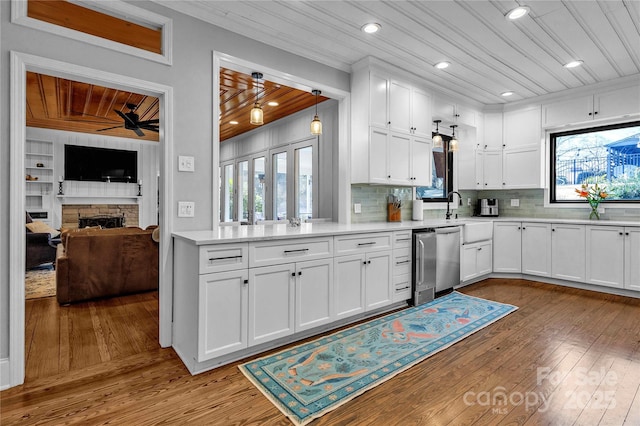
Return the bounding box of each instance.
[549,120,640,205]
[418,133,454,203]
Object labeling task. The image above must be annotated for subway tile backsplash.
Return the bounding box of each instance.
[350,186,640,223]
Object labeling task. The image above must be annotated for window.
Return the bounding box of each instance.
[273,151,288,220]
[295,146,313,219]
[551,121,640,203]
[417,134,453,201]
[221,163,234,222]
[237,160,249,221]
[253,157,266,222]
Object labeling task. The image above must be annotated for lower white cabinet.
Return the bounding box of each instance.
[248,264,296,346]
[334,254,366,320]
[198,269,249,360]
[365,250,393,311]
[586,226,640,290]
[493,222,522,273]
[521,222,552,277]
[551,224,585,282]
[461,240,492,282]
[295,259,334,332]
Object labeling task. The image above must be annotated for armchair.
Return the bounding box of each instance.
[25,212,59,270]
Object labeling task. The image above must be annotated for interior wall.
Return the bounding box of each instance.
[0,0,349,362]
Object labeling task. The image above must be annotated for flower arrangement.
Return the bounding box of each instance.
[575,183,608,220]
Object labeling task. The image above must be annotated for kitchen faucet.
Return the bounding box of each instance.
[445,191,462,220]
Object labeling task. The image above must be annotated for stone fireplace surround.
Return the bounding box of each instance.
[62,204,139,229]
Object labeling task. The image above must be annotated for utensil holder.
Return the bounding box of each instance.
[387,203,401,222]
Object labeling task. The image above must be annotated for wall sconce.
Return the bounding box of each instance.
[58,176,64,196]
[310,89,322,135]
[432,120,443,148]
[250,72,264,125]
[138,179,142,196]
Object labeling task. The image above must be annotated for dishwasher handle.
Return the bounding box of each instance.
[435,226,460,235]
[418,239,425,284]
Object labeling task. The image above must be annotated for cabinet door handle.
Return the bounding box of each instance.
[395,286,410,292]
[358,242,377,246]
[396,260,410,265]
[477,247,482,251]
[284,248,309,254]
[396,238,411,242]
[209,255,243,261]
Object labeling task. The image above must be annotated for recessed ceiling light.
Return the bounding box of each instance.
[501,91,514,97]
[229,120,238,125]
[505,6,530,20]
[434,61,450,70]
[564,60,584,68]
[361,23,381,34]
[267,101,279,107]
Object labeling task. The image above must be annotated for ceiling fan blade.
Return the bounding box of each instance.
[139,125,159,132]
[137,119,160,125]
[114,109,138,127]
[133,127,145,137]
[97,125,125,131]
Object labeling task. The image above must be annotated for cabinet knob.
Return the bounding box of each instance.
[588,112,592,116]
[594,111,598,115]
[626,232,630,236]
[243,279,248,284]
[368,260,371,264]
[484,183,488,186]
[363,261,367,265]
[518,226,521,230]
[502,144,506,148]
[388,175,391,179]
[619,232,624,235]
[387,121,391,125]
[477,247,482,251]
[291,272,296,277]
[299,271,302,275]
[522,227,526,230]
[552,229,556,232]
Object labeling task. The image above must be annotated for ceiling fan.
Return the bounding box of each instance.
[97,103,159,137]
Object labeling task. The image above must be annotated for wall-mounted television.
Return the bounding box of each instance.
[64,145,137,183]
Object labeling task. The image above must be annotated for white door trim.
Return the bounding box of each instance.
[9,51,174,388]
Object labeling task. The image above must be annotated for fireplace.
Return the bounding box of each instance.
[62,204,139,229]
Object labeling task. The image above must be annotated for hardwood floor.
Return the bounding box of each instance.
[2,279,639,425]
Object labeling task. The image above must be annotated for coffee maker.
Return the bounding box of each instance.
[478,199,499,217]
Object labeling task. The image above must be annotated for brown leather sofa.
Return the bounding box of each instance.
[55,227,158,304]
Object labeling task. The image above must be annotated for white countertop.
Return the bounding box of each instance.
[172,217,639,245]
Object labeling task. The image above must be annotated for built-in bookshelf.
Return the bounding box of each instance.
[25,139,55,224]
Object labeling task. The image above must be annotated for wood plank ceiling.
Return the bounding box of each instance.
[157,0,640,105]
[26,69,325,142]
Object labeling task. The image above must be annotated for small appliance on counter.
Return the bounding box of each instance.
[478,198,499,217]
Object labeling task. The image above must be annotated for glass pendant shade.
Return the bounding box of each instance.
[432,134,443,148]
[449,137,458,152]
[310,115,322,135]
[250,102,263,125]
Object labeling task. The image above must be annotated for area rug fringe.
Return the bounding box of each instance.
[239,291,518,426]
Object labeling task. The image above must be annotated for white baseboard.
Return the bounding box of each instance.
[0,358,11,390]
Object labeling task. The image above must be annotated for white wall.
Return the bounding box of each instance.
[0,0,349,363]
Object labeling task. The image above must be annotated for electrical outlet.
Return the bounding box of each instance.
[511,199,520,207]
[178,155,195,172]
[178,201,195,217]
[354,203,362,214]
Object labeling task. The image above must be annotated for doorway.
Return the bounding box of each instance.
[9,52,174,387]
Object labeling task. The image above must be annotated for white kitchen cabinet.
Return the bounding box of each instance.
[334,254,366,320]
[388,132,412,184]
[410,136,433,186]
[369,126,390,184]
[392,231,412,302]
[411,88,433,137]
[369,72,389,129]
[461,240,492,282]
[389,80,411,133]
[502,145,542,189]
[433,99,477,127]
[198,269,249,361]
[502,106,541,149]
[586,226,625,288]
[479,149,503,189]
[542,86,640,128]
[521,222,552,277]
[295,258,334,332]
[551,224,586,282]
[248,264,296,346]
[365,250,393,311]
[625,227,640,291]
[493,222,522,273]
[481,111,503,150]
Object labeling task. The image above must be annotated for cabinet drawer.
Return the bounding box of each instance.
[393,231,412,249]
[393,248,411,276]
[393,274,412,302]
[199,243,249,274]
[334,232,392,255]
[249,237,333,267]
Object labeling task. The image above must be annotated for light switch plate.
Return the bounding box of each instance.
[178,201,195,217]
[178,156,195,172]
[354,203,361,214]
[510,199,520,207]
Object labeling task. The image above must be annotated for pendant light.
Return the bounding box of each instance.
[450,125,459,152]
[310,89,322,135]
[250,72,264,125]
[432,120,443,148]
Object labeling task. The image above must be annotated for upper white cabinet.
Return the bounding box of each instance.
[433,98,477,127]
[542,86,640,128]
[351,60,433,186]
[481,111,504,150]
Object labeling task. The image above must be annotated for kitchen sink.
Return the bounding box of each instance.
[462,222,493,244]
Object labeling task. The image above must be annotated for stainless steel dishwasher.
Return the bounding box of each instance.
[413,226,461,305]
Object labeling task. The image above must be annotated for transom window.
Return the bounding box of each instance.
[550,121,640,203]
